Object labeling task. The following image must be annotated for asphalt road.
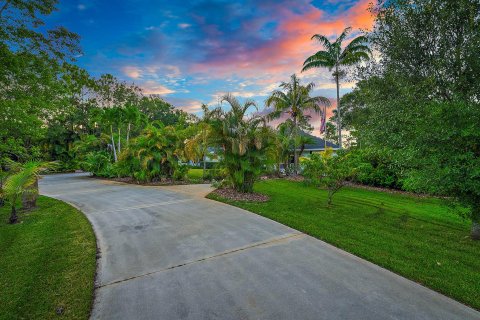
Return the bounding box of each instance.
[40,173,480,320]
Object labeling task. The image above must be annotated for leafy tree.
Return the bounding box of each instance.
[348,0,480,239]
[139,95,188,125]
[0,0,81,161]
[266,74,330,174]
[210,94,273,193]
[303,150,356,205]
[302,27,370,147]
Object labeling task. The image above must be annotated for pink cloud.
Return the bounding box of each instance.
[190,0,374,80]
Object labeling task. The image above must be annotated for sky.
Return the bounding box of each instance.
[46,0,374,131]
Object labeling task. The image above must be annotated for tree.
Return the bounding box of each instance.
[210,94,273,193]
[184,105,215,179]
[302,27,370,147]
[0,0,81,162]
[1,160,56,223]
[265,74,330,174]
[139,96,187,125]
[348,0,480,239]
[118,124,187,182]
[303,150,356,205]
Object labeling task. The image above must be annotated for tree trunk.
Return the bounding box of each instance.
[22,178,38,210]
[327,189,334,206]
[127,123,131,146]
[203,154,207,180]
[111,125,118,162]
[335,65,342,148]
[118,127,121,154]
[9,205,18,224]
[293,116,299,175]
[472,208,480,240]
[241,172,255,193]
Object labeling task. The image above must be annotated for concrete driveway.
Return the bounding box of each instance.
[40,173,479,320]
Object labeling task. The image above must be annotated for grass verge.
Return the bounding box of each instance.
[0,196,96,319]
[208,179,480,310]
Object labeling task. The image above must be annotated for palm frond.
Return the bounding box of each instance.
[311,34,332,50]
[336,27,352,45]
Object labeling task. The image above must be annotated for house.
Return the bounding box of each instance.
[297,131,340,157]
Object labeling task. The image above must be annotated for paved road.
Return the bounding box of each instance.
[40,173,479,320]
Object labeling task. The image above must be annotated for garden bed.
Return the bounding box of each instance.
[210,188,269,202]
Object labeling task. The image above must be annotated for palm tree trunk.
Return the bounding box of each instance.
[203,154,207,180]
[293,116,299,175]
[335,65,342,148]
[127,123,131,146]
[9,204,18,224]
[22,178,38,210]
[118,127,121,154]
[111,125,117,162]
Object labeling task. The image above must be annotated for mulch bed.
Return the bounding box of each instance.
[211,188,270,202]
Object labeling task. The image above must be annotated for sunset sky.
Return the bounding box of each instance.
[46,0,375,127]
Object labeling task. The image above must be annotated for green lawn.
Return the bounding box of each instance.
[208,179,480,310]
[0,196,96,319]
[187,168,205,180]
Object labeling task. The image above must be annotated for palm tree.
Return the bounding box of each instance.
[2,161,56,223]
[210,94,273,193]
[302,27,370,147]
[184,105,215,180]
[265,74,330,175]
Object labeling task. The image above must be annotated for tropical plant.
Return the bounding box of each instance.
[1,161,57,223]
[266,74,330,175]
[210,94,273,193]
[119,124,186,182]
[302,27,370,147]
[303,149,356,205]
[184,105,216,180]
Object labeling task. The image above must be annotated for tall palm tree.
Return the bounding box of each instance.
[265,74,330,175]
[302,27,370,147]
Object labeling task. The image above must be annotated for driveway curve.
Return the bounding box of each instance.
[40,173,479,320]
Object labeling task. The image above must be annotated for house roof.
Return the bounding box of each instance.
[298,131,340,150]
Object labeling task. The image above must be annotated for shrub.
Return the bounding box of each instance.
[303,149,356,205]
[81,151,116,177]
[348,147,403,189]
[117,124,186,182]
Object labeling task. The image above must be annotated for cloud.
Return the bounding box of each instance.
[188,0,374,80]
[83,0,374,114]
[123,66,141,79]
[165,97,203,113]
[77,4,86,10]
[142,81,175,95]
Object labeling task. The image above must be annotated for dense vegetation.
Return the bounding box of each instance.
[0,196,96,319]
[336,0,480,239]
[208,179,480,310]
[1,0,479,317]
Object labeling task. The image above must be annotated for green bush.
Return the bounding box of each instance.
[348,147,403,189]
[117,124,186,182]
[303,149,356,205]
[81,151,116,177]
